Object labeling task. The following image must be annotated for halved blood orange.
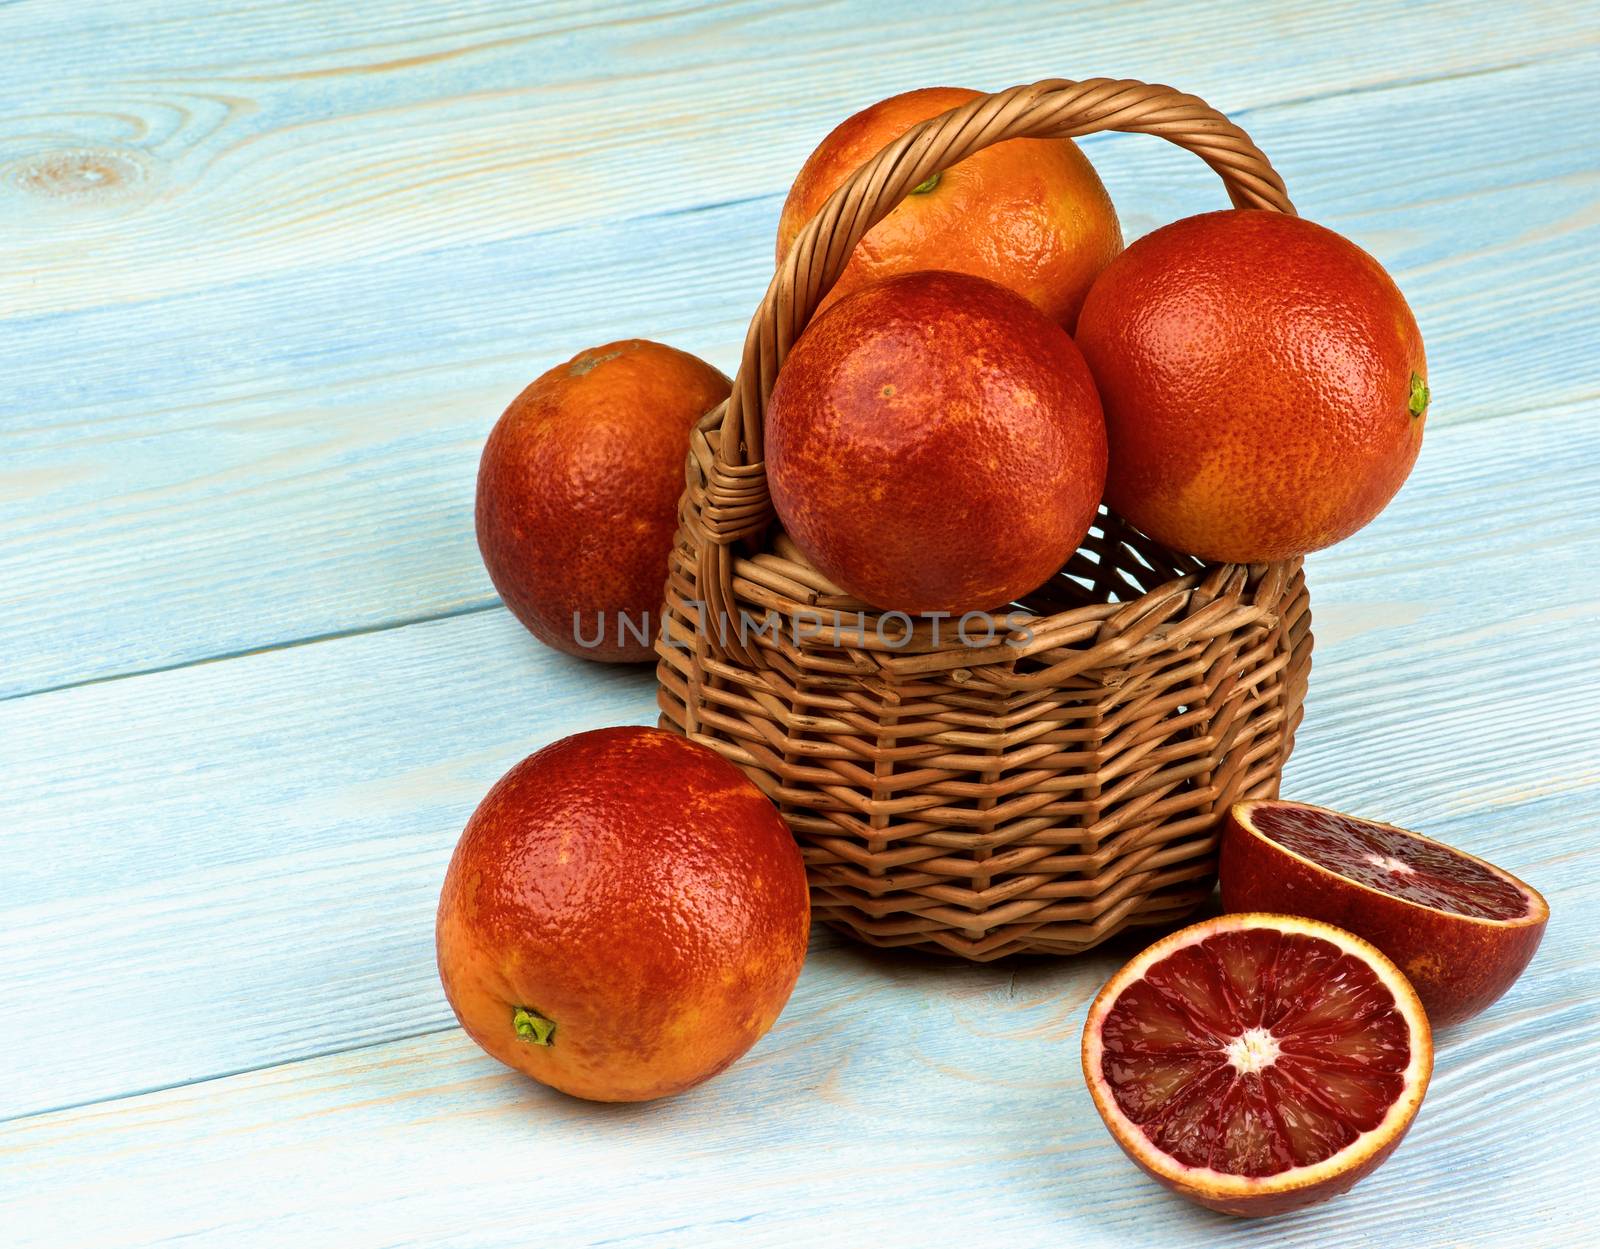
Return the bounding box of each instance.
[1082,913,1431,1217]
[1223,800,1549,1026]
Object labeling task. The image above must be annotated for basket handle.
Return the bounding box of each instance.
[687,78,1293,646]
[681,80,1292,662]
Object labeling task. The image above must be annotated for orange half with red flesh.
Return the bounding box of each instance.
[1082,913,1431,1217]
[1222,800,1548,1026]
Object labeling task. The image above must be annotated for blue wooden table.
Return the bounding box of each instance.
[4,3,1598,1245]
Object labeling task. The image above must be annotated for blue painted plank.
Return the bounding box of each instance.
[3,1,1592,317]
[5,50,1600,700]
[1,796,1594,1249]
[3,3,1599,1245]
[1,401,1595,1127]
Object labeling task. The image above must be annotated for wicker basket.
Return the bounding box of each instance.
[655,78,1313,961]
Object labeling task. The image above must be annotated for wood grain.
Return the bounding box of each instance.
[2,884,1592,1249]
[3,401,1595,1124]
[5,48,1600,700]
[3,0,1595,317]
[5,2,1600,1245]
[0,607,659,1120]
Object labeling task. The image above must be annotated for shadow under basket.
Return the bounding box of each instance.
[655,77,1314,960]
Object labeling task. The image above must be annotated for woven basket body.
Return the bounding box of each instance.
[655,79,1313,960]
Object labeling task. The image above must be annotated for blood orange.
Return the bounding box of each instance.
[1222,800,1549,1026]
[436,727,810,1102]
[777,86,1122,330]
[1082,913,1431,1217]
[1074,210,1427,563]
[766,270,1106,614]
[476,340,731,662]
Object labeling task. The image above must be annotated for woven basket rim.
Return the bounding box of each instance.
[674,408,1300,681]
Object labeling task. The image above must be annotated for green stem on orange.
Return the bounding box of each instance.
[910,172,941,195]
[512,1006,556,1046]
[1409,372,1431,418]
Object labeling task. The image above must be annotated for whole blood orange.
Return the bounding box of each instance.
[1222,800,1549,1026]
[765,270,1107,615]
[476,340,730,662]
[1075,210,1428,563]
[436,727,810,1102]
[1083,913,1431,1217]
[778,87,1122,330]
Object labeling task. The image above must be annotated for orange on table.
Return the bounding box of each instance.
[475,340,729,663]
[436,727,810,1102]
[1083,912,1432,1217]
[1222,800,1548,1026]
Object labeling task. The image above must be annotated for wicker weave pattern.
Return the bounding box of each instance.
[655,78,1314,959]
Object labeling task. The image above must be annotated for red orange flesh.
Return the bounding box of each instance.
[1222,800,1548,1025]
[1083,913,1431,1217]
